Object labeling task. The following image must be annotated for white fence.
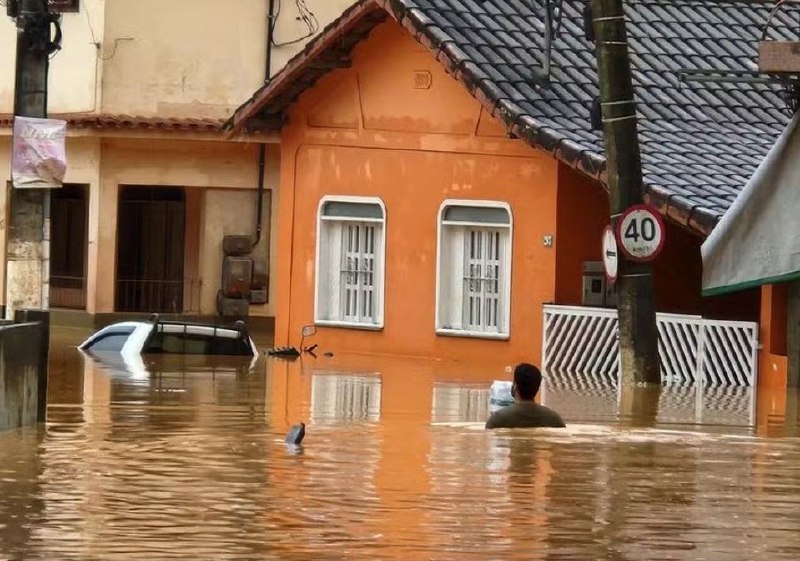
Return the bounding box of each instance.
[542,305,759,388]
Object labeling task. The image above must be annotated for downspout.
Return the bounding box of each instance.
[253,0,275,246]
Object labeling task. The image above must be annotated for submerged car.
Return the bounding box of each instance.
[79,316,258,358]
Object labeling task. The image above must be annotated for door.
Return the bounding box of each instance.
[50,184,88,309]
[115,186,186,313]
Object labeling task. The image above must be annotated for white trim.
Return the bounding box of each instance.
[315,319,384,331]
[314,195,387,329]
[318,194,387,211]
[441,220,512,228]
[320,216,384,223]
[435,199,513,337]
[436,328,510,340]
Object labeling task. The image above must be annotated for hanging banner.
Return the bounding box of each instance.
[11,116,67,189]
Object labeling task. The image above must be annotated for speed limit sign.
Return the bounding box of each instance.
[616,204,665,262]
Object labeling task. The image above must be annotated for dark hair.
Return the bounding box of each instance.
[513,363,542,400]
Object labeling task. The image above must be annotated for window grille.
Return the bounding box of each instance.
[341,223,377,323]
[463,229,502,332]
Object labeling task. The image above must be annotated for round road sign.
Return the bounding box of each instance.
[602,225,618,282]
[616,204,666,263]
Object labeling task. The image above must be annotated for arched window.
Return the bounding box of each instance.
[436,200,512,338]
[315,196,386,328]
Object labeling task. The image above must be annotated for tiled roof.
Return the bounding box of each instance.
[229,0,797,236]
[0,113,226,132]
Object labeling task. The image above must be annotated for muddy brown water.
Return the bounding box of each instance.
[2,328,800,560]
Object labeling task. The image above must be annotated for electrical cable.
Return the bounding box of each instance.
[270,0,319,48]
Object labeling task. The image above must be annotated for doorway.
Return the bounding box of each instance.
[115,186,186,313]
[50,184,88,309]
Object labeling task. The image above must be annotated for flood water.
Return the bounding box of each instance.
[3,328,800,560]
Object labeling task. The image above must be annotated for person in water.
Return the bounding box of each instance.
[485,363,566,429]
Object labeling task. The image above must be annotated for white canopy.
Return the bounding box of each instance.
[702,111,800,296]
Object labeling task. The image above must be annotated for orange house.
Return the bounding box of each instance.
[228,0,783,369]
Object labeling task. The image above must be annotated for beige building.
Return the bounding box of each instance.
[0,0,354,326]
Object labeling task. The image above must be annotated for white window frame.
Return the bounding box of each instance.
[314,195,387,330]
[435,199,513,340]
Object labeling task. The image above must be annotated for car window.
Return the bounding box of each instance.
[210,336,252,356]
[143,328,252,356]
[161,324,240,339]
[161,334,209,354]
[85,328,135,352]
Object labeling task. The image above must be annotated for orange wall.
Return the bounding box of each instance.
[274,23,560,363]
[759,284,788,389]
[554,164,610,304]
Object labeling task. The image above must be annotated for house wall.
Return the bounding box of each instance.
[0,134,279,319]
[275,20,763,363]
[101,0,268,119]
[93,138,276,317]
[0,1,352,116]
[276,23,560,363]
[554,164,610,305]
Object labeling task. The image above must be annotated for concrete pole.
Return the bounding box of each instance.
[591,0,661,385]
[7,0,52,318]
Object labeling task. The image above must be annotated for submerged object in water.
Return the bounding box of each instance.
[268,346,300,358]
[285,422,306,445]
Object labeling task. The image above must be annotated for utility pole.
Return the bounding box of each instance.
[590,0,660,385]
[6,0,58,318]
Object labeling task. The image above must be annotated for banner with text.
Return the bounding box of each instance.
[11,116,67,189]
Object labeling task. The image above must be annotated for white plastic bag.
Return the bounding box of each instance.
[489,380,513,408]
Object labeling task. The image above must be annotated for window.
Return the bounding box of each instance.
[436,201,512,338]
[315,197,386,328]
[142,324,253,356]
[84,328,135,352]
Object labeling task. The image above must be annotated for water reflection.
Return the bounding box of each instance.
[3,340,800,559]
[310,372,382,425]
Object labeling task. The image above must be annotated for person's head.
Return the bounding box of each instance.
[511,363,542,401]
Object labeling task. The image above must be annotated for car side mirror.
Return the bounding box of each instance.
[302,325,317,338]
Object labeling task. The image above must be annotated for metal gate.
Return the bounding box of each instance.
[542,305,759,388]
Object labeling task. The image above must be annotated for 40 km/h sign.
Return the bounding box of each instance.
[616,204,666,263]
